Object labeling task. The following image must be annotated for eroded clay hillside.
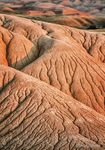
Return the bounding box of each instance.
[0,14,105,149]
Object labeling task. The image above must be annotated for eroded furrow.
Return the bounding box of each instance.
[0,65,105,149]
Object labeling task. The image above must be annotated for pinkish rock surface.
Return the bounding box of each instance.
[0,14,105,150]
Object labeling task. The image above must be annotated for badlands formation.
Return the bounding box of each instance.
[1,0,105,30]
[0,14,105,150]
[0,0,105,16]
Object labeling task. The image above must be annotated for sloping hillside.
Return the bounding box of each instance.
[0,14,105,150]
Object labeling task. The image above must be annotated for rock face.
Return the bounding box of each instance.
[0,14,105,149]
